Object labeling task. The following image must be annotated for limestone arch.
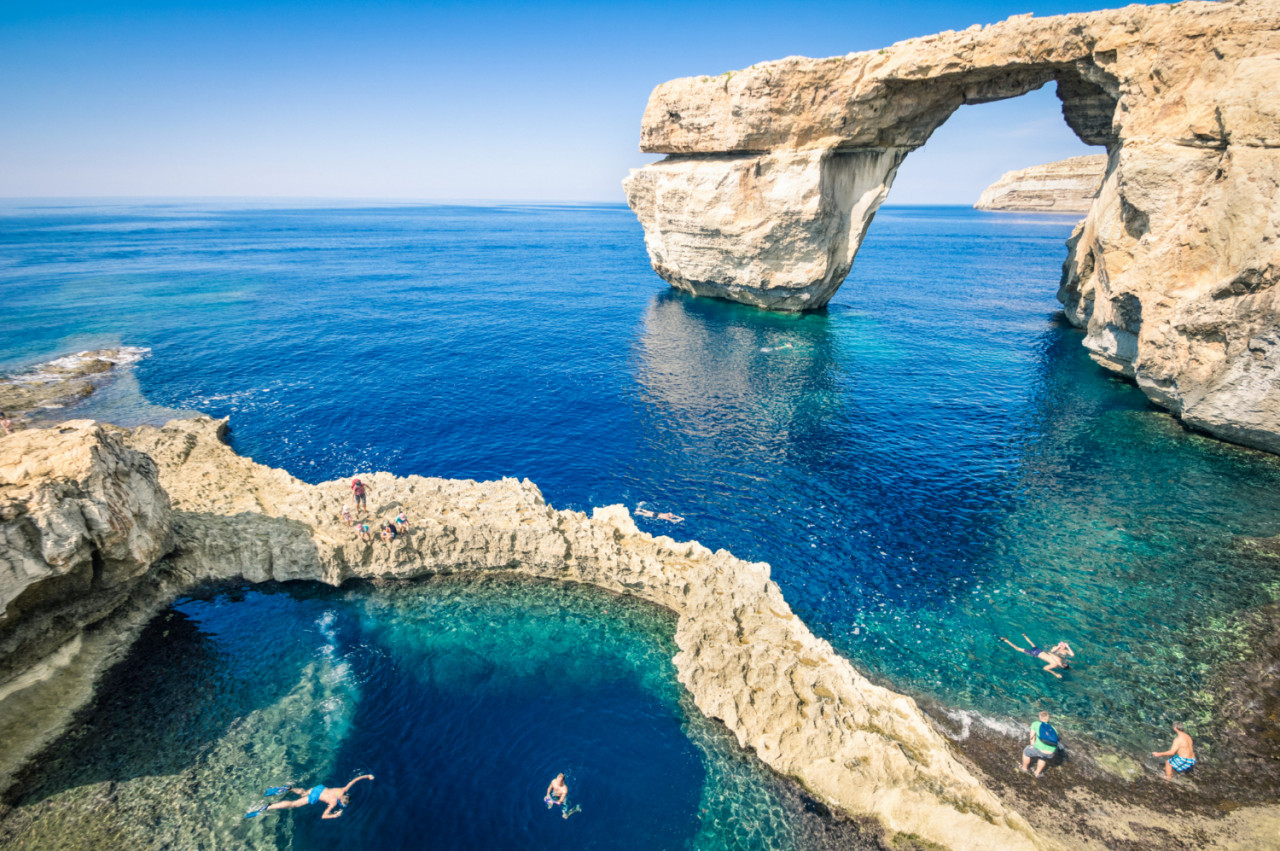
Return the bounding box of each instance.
[624,1,1280,453]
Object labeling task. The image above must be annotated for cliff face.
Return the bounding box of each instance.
[975,155,1108,212]
[623,0,1280,454]
[0,418,1042,851]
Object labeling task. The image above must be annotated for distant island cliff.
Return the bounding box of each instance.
[974,155,1108,212]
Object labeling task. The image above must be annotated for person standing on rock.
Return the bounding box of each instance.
[351,478,368,515]
[1021,710,1059,777]
[1153,722,1196,779]
[0,412,12,435]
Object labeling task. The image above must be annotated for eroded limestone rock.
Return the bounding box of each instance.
[624,0,1280,454]
[975,155,1108,212]
[0,417,1044,851]
[0,421,173,792]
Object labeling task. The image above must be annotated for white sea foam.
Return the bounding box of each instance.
[938,706,1026,741]
[7,346,151,385]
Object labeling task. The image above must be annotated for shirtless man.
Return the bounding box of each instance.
[259,774,373,819]
[1153,722,1196,779]
[545,773,568,808]
[0,412,12,435]
[544,773,578,818]
[1000,633,1073,678]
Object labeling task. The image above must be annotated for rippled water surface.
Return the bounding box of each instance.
[3,200,1280,811]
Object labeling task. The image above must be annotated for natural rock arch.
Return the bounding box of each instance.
[623,0,1280,454]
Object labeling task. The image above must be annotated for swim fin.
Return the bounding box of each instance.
[245,803,271,818]
[264,786,291,797]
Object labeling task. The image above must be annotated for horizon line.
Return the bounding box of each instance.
[0,196,1001,210]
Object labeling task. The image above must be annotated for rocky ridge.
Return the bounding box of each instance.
[623,0,1280,455]
[0,418,1042,851]
[975,155,1108,212]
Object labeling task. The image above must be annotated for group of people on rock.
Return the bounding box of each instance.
[341,478,410,544]
[1002,632,1197,781]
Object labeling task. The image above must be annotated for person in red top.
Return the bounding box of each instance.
[351,478,368,515]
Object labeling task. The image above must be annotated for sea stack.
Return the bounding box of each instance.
[974,155,1108,212]
[623,0,1280,455]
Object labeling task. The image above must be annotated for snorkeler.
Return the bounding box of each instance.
[247,774,374,819]
[1000,633,1073,679]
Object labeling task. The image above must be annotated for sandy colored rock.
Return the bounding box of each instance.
[0,421,171,617]
[975,155,1108,212]
[624,0,1280,454]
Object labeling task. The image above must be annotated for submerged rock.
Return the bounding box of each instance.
[975,155,1108,213]
[623,0,1280,455]
[0,348,151,427]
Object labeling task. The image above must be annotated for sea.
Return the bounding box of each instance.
[2,200,1279,849]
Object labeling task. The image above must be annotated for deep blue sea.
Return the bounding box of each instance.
[3,201,1280,849]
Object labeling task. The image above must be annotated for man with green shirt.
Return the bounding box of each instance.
[1021,710,1059,777]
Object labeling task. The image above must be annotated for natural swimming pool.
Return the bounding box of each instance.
[0,578,871,850]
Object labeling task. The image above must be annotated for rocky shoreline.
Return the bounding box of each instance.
[0,348,150,428]
[2,418,1278,849]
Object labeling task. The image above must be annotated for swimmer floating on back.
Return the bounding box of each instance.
[634,503,683,523]
[1000,633,1074,679]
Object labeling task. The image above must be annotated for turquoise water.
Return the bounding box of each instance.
[4,579,868,850]
[2,200,1280,800]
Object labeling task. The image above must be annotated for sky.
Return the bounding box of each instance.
[0,0,1161,204]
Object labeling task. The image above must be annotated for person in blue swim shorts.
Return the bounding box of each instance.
[1153,723,1196,780]
[265,774,374,818]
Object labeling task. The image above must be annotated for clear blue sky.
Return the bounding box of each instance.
[0,1,1160,203]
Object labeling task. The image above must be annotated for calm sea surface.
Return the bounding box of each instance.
[3,201,1279,848]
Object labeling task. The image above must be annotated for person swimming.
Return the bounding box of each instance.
[247,774,374,819]
[1000,633,1073,679]
[544,773,579,819]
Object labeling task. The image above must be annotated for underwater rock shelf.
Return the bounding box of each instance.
[0,416,1039,851]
